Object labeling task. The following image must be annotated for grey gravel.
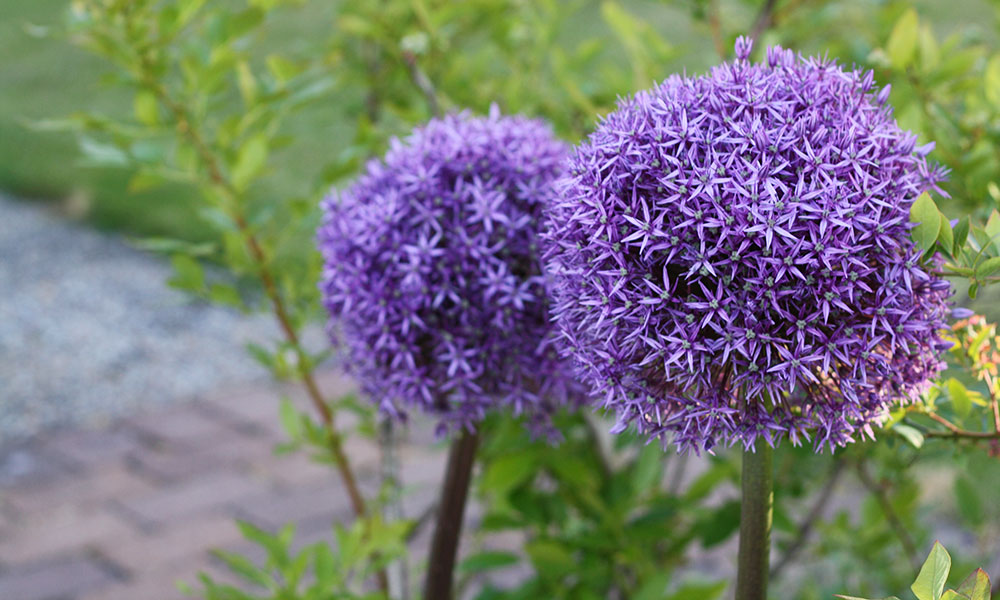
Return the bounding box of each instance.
[0,195,286,443]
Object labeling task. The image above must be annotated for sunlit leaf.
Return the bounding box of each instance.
[910,193,941,251]
[911,542,951,600]
[231,133,269,191]
[887,9,919,69]
[892,423,924,449]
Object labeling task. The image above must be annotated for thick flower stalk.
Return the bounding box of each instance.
[319,106,579,435]
[544,38,952,454]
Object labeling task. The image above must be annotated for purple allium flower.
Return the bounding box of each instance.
[543,38,952,453]
[319,107,580,435]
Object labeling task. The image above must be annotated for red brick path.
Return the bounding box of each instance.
[0,372,448,600]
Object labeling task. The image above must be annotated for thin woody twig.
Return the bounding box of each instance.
[149,79,370,518]
[125,25,389,590]
[771,458,845,578]
[707,0,726,60]
[749,0,778,43]
[855,460,919,568]
[921,414,1000,440]
[403,51,441,117]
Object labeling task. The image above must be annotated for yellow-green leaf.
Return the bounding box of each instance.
[236,60,257,105]
[953,217,970,256]
[887,9,919,69]
[911,542,951,600]
[893,423,924,449]
[910,192,941,251]
[133,90,159,126]
[945,378,972,417]
[977,256,1000,279]
[526,539,574,576]
[985,210,1000,253]
[918,25,939,70]
[937,215,954,256]
[231,133,268,191]
[985,56,1000,110]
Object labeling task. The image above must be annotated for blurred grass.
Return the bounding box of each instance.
[0,0,347,242]
[0,0,213,239]
[0,0,995,242]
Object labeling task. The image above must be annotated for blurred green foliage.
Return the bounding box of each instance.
[14,0,1000,598]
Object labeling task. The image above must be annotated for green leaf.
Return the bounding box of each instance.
[231,133,269,191]
[223,7,265,42]
[237,520,291,568]
[313,543,336,586]
[481,453,537,496]
[976,257,1000,279]
[938,216,954,256]
[910,193,941,251]
[695,500,741,548]
[178,0,209,26]
[953,217,971,256]
[128,170,167,193]
[632,443,664,493]
[266,54,303,84]
[887,9,919,69]
[985,210,1000,253]
[246,342,274,370]
[168,254,204,291]
[892,423,924,449]
[665,580,728,600]
[78,136,129,167]
[912,542,952,600]
[985,56,1000,111]
[918,25,939,70]
[236,60,258,105]
[525,539,574,576]
[956,568,991,600]
[946,378,972,418]
[886,407,907,429]
[208,283,242,307]
[279,397,301,440]
[634,574,672,600]
[458,551,519,574]
[133,90,159,126]
[211,549,271,587]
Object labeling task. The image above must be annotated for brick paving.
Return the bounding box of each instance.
[0,371,448,600]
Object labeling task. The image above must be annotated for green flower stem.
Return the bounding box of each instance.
[424,429,480,600]
[736,443,773,600]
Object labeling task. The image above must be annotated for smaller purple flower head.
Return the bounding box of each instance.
[319,106,581,435]
[544,40,952,453]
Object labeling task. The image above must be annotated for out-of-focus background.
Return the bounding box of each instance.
[3,1,1000,599]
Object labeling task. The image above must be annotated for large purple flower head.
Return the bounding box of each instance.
[544,39,952,453]
[319,107,580,434]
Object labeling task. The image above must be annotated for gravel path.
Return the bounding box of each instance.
[0,195,282,443]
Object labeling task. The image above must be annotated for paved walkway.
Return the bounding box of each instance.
[0,371,447,600]
[0,194,279,442]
